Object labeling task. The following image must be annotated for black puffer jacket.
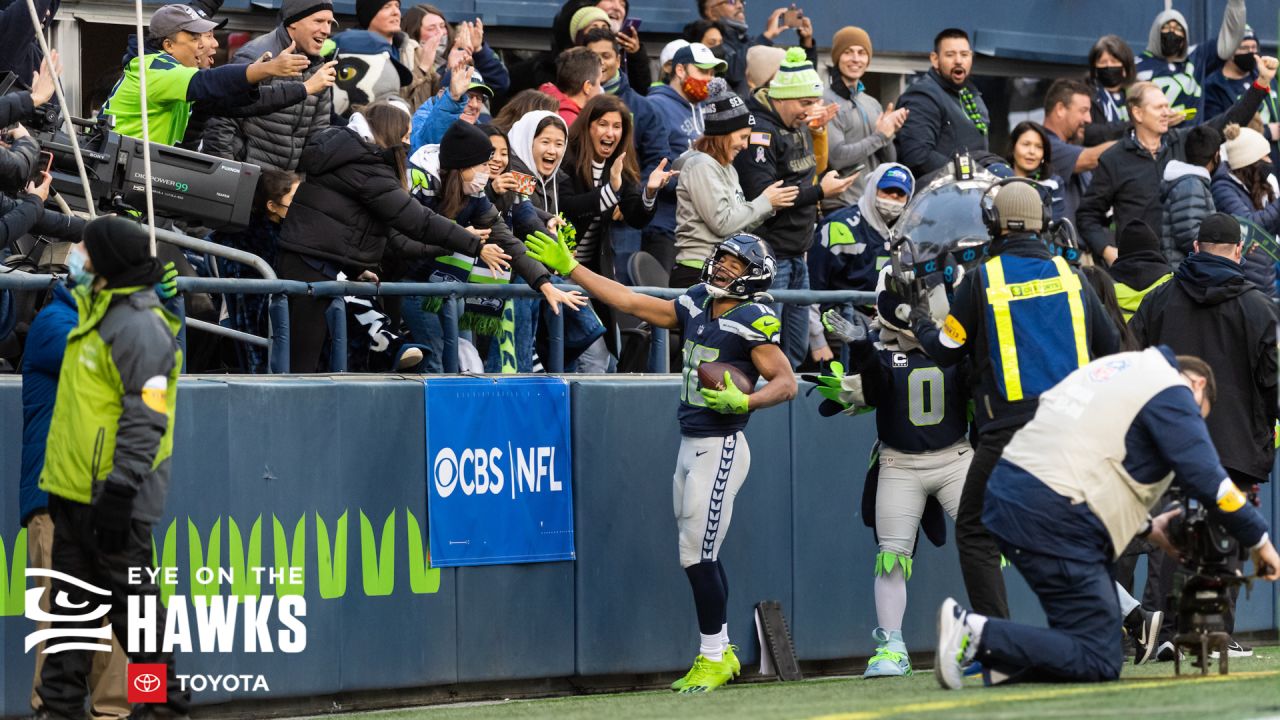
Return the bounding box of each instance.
[202,26,332,171]
[279,126,481,272]
[1130,252,1279,480]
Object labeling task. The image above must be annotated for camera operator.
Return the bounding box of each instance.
[1,53,59,193]
[932,348,1279,690]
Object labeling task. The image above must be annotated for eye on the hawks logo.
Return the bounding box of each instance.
[128,664,168,703]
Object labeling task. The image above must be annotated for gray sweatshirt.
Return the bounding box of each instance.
[674,150,775,267]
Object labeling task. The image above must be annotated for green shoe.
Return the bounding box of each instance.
[678,655,735,694]
[670,659,698,691]
[725,644,741,677]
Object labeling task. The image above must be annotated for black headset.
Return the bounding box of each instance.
[980,176,1051,237]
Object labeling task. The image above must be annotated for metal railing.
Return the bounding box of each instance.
[0,271,876,374]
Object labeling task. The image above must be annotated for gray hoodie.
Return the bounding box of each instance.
[673,149,775,268]
[1143,3,1242,63]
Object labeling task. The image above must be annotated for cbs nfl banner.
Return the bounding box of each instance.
[425,377,575,566]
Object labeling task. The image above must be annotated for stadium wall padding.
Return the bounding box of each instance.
[0,376,1275,715]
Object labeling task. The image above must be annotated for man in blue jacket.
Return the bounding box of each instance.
[935,349,1280,689]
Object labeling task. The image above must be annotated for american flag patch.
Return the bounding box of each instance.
[749,132,771,146]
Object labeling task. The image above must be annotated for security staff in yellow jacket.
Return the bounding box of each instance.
[34,216,189,719]
[909,179,1120,620]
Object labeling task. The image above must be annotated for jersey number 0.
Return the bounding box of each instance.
[907,367,945,426]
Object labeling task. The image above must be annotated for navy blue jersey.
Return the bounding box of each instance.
[856,344,969,452]
[675,284,780,437]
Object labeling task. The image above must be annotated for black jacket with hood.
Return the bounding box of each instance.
[1129,251,1278,480]
[279,126,481,272]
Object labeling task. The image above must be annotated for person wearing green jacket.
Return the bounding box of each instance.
[1109,220,1174,321]
[34,216,188,719]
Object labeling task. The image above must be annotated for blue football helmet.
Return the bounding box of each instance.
[700,233,777,301]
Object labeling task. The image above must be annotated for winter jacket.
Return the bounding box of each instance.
[1210,165,1280,297]
[410,93,493,150]
[1130,251,1278,480]
[0,90,35,130]
[823,74,894,209]
[1160,160,1214,266]
[674,150,773,268]
[1134,0,1243,123]
[647,83,704,234]
[808,163,911,294]
[0,0,57,95]
[407,144,551,290]
[42,285,181,523]
[279,125,481,272]
[894,68,990,179]
[19,281,75,525]
[557,151,655,279]
[0,134,38,196]
[1077,84,1266,259]
[0,192,87,251]
[733,89,824,259]
[1109,249,1174,320]
[202,26,334,171]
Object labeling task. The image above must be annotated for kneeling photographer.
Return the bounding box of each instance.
[931,349,1279,690]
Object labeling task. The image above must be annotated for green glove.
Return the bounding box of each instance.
[525,230,579,276]
[814,360,848,406]
[155,261,178,300]
[699,371,750,414]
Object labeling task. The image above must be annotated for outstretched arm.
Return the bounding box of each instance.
[525,230,678,328]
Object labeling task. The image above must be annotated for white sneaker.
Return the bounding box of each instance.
[935,598,979,690]
[1210,639,1253,659]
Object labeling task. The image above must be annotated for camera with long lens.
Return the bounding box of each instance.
[1163,492,1250,675]
[27,108,260,230]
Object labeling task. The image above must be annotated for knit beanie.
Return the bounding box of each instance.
[992,181,1044,232]
[440,119,495,170]
[768,47,823,100]
[1117,219,1160,257]
[82,216,164,289]
[281,0,333,27]
[701,78,753,135]
[355,0,392,29]
[831,26,872,65]
[1221,123,1271,170]
[745,45,785,91]
[570,6,610,44]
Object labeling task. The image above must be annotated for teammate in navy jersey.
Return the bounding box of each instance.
[821,273,971,678]
[524,230,796,693]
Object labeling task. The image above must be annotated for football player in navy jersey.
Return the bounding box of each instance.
[525,230,796,693]
[822,272,971,678]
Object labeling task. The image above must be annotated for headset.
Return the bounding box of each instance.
[980,176,1052,238]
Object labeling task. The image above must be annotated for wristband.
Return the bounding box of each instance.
[1254,80,1270,91]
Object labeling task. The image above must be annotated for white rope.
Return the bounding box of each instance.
[23,0,95,219]
[133,0,157,256]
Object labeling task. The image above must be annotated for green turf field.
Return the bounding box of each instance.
[304,647,1280,720]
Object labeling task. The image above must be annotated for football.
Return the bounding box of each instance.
[697,361,754,394]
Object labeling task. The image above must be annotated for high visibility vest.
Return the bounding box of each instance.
[981,255,1089,402]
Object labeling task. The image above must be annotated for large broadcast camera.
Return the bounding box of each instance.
[27,106,260,230]
[1163,490,1255,675]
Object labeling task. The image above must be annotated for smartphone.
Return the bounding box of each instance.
[782,5,804,28]
[29,150,52,185]
[511,171,537,196]
[838,162,866,179]
[622,18,641,34]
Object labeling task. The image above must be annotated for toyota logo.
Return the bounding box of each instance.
[133,673,162,694]
[434,448,458,498]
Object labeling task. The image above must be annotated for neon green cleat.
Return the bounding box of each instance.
[670,660,697,691]
[677,655,735,694]
[724,644,741,677]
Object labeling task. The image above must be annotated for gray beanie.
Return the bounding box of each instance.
[701,78,754,136]
[993,181,1045,232]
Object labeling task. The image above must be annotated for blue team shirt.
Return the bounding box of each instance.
[857,346,969,453]
[674,283,780,437]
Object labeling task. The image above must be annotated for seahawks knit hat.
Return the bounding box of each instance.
[701,78,753,135]
[440,119,494,170]
[768,47,823,100]
[992,180,1045,232]
[570,6,610,43]
[281,0,333,27]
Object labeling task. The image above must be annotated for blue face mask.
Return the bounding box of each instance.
[67,247,95,288]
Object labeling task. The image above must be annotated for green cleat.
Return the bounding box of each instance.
[677,655,736,694]
[724,644,742,677]
[670,660,697,691]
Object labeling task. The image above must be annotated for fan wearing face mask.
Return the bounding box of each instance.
[1205,26,1280,168]
[1134,0,1247,125]
[808,164,915,312]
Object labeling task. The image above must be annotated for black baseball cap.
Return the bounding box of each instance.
[1197,212,1242,245]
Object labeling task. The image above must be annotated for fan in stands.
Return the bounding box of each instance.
[698,361,754,394]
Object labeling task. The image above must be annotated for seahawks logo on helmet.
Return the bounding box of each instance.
[700,233,776,300]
